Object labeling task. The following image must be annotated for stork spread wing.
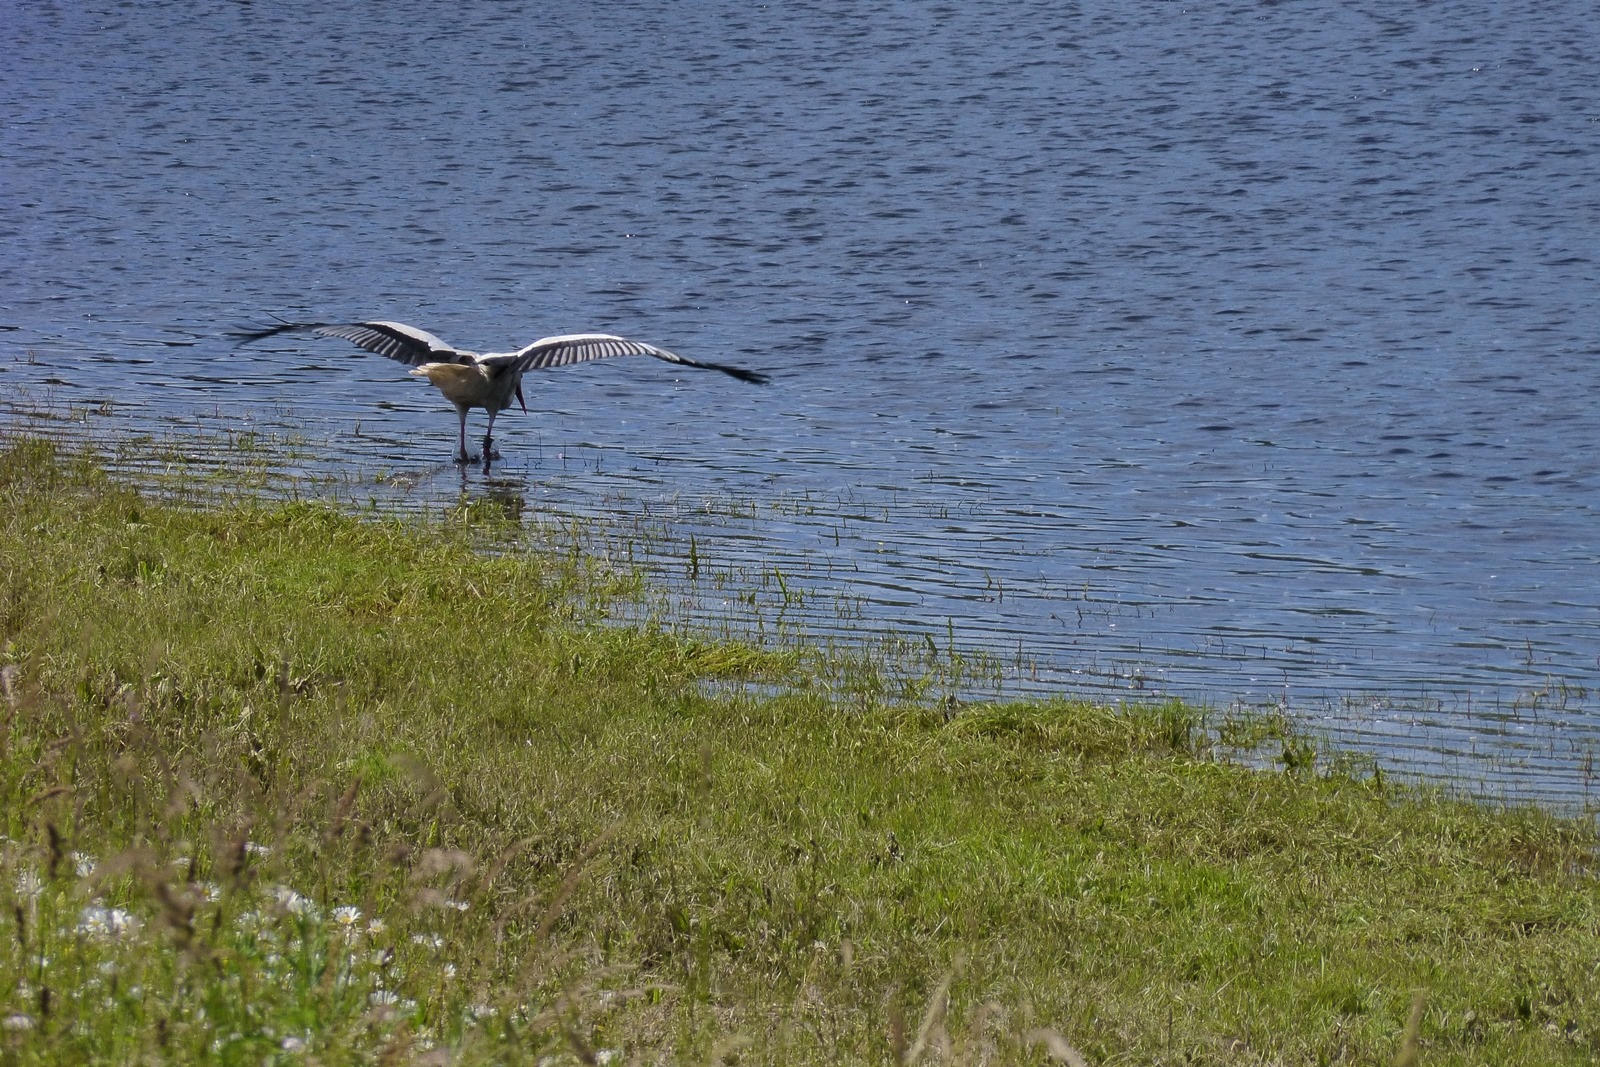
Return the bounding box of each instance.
[511,333,770,384]
[311,321,470,365]
[234,320,468,365]
[237,321,768,382]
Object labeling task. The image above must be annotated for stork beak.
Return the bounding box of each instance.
[516,383,527,413]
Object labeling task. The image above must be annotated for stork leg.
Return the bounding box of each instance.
[482,408,501,463]
[454,406,475,464]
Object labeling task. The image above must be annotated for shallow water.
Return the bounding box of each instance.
[5,0,1599,809]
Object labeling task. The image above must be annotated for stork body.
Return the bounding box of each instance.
[237,320,768,463]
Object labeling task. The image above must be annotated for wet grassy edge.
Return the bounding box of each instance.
[1,433,1597,1065]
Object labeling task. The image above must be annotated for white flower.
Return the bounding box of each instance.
[280,1035,307,1052]
[2,1015,34,1032]
[13,869,42,900]
[270,885,317,917]
[366,918,386,935]
[410,933,444,951]
[370,990,399,1007]
[245,842,273,857]
[78,905,139,939]
[443,898,470,912]
[73,852,97,878]
[469,1003,497,1020]
[332,905,362,928]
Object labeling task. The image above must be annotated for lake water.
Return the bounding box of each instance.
[5,0,1599,811]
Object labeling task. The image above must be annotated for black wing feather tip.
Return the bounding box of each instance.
[231,319,326,344]
[704,362,770,385]
[671,352,768,384]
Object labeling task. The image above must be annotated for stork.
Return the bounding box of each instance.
[237,320,768,463]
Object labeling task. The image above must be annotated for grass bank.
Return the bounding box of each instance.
[1,435,1596,1065]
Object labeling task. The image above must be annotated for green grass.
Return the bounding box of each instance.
[1,434,1597,1065]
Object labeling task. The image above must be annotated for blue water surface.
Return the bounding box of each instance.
[4,0,1598,808]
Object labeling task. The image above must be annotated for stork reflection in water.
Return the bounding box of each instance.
[237,320,769,464]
